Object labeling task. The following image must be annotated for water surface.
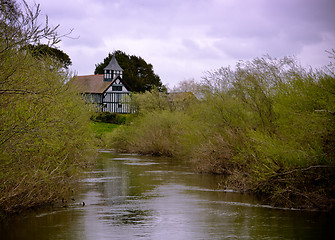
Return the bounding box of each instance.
[1,151,334,239]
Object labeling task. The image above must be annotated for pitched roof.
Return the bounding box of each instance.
[68,74,132,93]
[104,55,123,71]
[69,74,111,93]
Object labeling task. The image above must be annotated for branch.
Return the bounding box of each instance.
[315,109,335,115]
[50,153,69,175]
[274,165,334,178]
[0,88,55,95]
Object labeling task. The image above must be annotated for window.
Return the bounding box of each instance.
[112,86,122,91]
[113,70,120,78]
[104,70,113,79]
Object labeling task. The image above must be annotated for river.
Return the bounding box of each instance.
[1,151,334,239]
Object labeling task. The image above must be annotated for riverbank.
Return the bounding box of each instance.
[0,1,99,216]
[108,56,335,211]
[0,117,123,217]
[0,70,97,217]
[109,119,335,212]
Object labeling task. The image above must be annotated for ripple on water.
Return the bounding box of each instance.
[99,208,155,225]
[123,162,159,166]
[81,176,122,183]
[97,149,115,153]
[212,200,301,211]
[112,157,142,161]
[186,186,239,193]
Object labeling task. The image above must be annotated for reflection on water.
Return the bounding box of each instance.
[1,151,334,239]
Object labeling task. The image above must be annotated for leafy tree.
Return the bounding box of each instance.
[25,44,72,68]
[0,0,94,213]
[94,50,165,92]
[130,86,170,114]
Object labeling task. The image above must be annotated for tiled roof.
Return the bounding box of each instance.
[69,74,111,93]
[104,55,123,71]
[68,74,132,93]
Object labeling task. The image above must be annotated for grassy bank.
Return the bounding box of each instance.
[90,113,130,147]
[92,122,119,137]
[109,55,335,211]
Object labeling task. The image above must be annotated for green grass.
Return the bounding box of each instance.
[92,121,119,136]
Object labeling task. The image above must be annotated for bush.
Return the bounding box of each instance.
[0,1,96,214]
[198,56,335,209]
[91,112,132,124]
[130,87,170,114]
[108,54,335,210]
[0,53,96,213]
[110,110,193,156]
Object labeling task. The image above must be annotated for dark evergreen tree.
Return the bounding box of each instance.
[95,50,165,92]
[26,44,72,68]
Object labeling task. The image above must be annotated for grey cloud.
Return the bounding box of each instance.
[26,0,335,85]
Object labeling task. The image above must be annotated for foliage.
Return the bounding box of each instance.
[91,122,118,148]
[90,112,132,124]
[110,110,193,156]
[0,0,95,214]
[130,87,171,114]
[94,50,165,92]
[25,44,72,68]
[108,54,335,210]
[92,122,118,135]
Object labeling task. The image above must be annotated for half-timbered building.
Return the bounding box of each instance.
[69,55,132,113]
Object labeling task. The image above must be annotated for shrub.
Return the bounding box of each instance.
[0,1,96,214]
[91,112,133,124]
[110,110,192,157]
[108,54,335,210]
[130,87,170,114]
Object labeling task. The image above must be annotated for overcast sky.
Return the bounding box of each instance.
[26,0,335,87]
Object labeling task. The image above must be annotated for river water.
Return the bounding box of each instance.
[1,151,334,239]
